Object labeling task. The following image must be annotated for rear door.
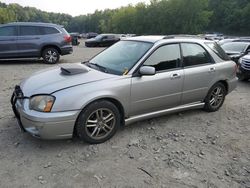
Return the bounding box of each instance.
[130,43,184,116]
[181,43,216,104]
[16,25,42,57]
[0,26,18,58]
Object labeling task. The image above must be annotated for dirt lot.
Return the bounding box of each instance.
[0,41,249,188]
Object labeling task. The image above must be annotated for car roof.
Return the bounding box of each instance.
[124,35,210,44]
[1,22,62,27]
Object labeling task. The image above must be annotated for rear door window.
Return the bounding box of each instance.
[0,26,17,36]
[181,43,212,67]
[19,26,42,36]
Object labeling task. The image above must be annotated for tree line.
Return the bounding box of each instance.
[0,0,250,35]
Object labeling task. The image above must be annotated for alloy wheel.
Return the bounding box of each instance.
[209,86,224,108]
[85,108,116,140]
[45,50,58,63]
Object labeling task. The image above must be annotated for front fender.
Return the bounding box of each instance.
[51,77,131,117]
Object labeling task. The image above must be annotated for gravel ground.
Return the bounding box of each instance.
[0,41,249,188]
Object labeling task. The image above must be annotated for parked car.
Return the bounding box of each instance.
[70,32,80,46]
[237,54,250,81]
[11,36,237,144]
[69,32,81,39]
[218,37,250,46]
[221,42,250,63]
[218,38,239,46]
[0,22,73,64]
[86,32,98,39]
[85,34,120,47]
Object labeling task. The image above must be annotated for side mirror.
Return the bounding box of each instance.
[139,66,156,76]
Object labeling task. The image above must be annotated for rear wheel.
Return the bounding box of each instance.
[76,100,120,144]
[204,83,226,112]
[42,48,60,64]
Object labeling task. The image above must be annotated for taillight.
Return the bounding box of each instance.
[64,35,72,43]
[233,63,238,76]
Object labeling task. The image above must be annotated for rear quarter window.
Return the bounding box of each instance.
[205,42,230,61]
[41,27,60,35]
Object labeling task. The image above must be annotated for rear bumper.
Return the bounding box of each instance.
[61,45,73,55]
[11,96,79,140]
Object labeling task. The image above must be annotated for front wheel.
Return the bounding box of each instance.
[76,100,120,144]
[42,48,60,64]
[204,83,226,112]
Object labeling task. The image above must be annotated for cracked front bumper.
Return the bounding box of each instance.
[11,94,79,140]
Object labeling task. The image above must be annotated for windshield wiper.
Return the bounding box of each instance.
[81,60,89,64]
[86,62,109,73]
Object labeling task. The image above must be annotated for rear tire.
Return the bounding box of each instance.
[76,100,120,144]
[42,48,60,64]
[204,83,226,112]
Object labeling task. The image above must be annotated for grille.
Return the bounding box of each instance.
[241,59,250,70]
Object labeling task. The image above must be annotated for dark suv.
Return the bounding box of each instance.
[0,22,73,64]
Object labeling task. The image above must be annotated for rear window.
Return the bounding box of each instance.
[61,28,70,35]
[206,42,230,60]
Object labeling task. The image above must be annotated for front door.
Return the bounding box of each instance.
[0,26,18,58]
[130,43,184,116]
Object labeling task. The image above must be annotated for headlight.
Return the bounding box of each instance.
[30,95,55,112]
[238,58,242,64]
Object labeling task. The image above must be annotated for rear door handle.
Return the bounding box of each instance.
[209,67,216,73]
[171,73,181,79]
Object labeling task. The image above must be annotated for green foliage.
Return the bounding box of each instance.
[0,0,249,35]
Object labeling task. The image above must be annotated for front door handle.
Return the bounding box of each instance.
[171,73,181,79]
[209,67,216,73]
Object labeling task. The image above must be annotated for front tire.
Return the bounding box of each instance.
[42,48,60,64]
[76,100,120,144]
[204,83,226,112]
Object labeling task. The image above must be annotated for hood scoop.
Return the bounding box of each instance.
[60,63,89,75]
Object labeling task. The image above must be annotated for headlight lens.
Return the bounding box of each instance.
[30,95,55,112]
[238,58,242,64]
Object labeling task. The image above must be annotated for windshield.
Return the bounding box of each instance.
[95,35,103,40]
[221,42,248,53]
[89,40,153,75]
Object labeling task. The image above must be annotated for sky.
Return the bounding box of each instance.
[1,0,150,16]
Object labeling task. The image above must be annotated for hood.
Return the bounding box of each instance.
[225,51,242,56]
[242,54,250,60]
[20,63,116,97]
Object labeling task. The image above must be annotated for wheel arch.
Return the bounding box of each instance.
[41,45,62,56]
[73,97,126,136]
[217,80,229,94]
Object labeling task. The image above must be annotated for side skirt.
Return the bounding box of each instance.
[125,102,205,125]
